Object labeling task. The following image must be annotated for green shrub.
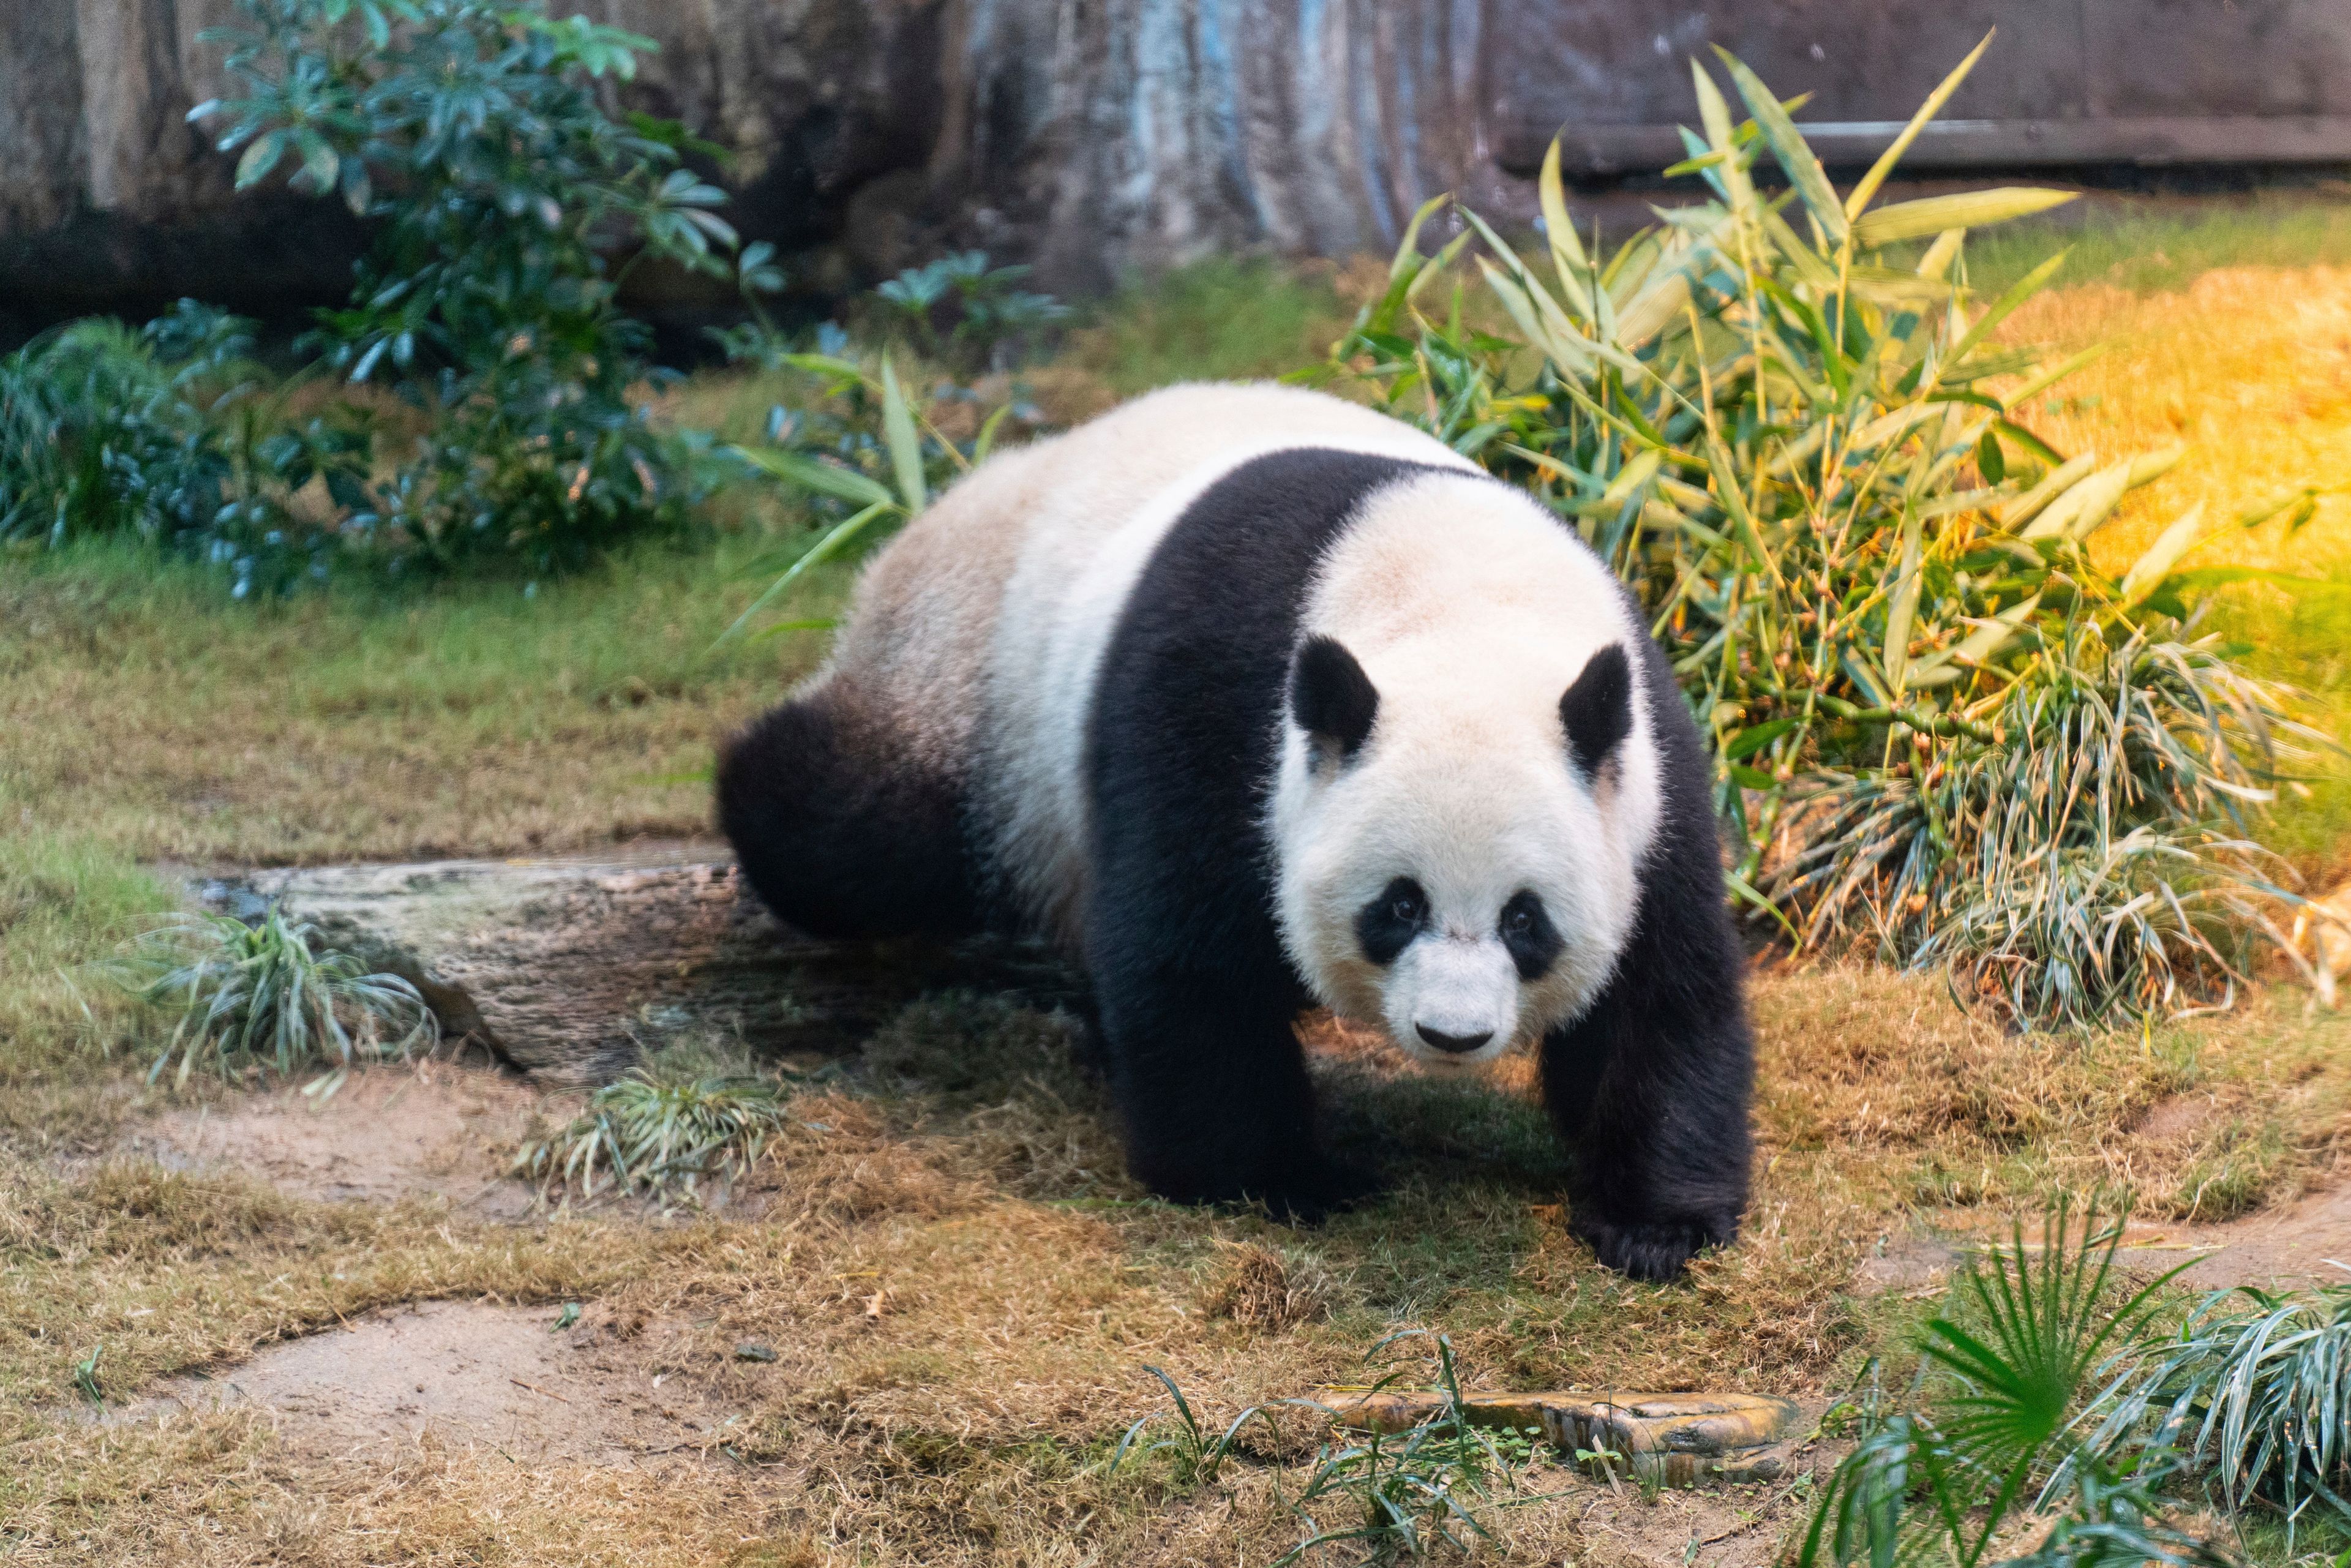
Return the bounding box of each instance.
[1310,40,2332,1027]
[1802,1204,2231,1568]
[0,303,370,594]
[193,0,748,577]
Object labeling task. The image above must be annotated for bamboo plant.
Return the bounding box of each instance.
[1316,36,2331,1027]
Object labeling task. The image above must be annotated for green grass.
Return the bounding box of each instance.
[1061,258,1355,396]
[0,532,846,866]
[1960,191,2351,298]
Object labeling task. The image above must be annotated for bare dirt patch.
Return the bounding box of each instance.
[117,1061,550,1218]
[2119,1179,2351,1289]
[113,1299,746,1468]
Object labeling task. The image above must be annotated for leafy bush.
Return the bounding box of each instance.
[0,304,372,595]
[2085,1277,2351,1540]
[109,906,435,1087]
[1311,40,2330,1027]
[192,0,746,576]
[1802,1204,2231,1568]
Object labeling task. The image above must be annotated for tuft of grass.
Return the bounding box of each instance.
[108,906,435,1089]
[514,1053,794,1201]
[1201,1240,1341,1335]
[1279,1330,1537,1565]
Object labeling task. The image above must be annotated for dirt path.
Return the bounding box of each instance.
[112,1299,749,1468]
[118,1059,550,1218]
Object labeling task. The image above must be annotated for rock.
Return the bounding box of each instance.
[193,844,1083,1086]
[1320,1386,1807,1488]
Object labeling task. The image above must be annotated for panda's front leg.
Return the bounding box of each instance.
[1089,956,1370,1221]
[1539,912,1755,1281]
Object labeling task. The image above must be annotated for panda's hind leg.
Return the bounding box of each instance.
[716,686,983,941]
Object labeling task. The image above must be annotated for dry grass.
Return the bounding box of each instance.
[11,972,2345,1563]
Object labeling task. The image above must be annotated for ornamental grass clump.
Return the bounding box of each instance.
[111,906,435,1087]
[1316,35,2331,1027]
[2082,1277,2351,1542]
[514,1060,792,1201]
[1802,1203,2232,1568]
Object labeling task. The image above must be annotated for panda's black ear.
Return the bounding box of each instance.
[1560,643,1633,777]
[1291,635,1379,763]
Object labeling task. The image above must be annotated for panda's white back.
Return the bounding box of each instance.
[828,381,1473,943]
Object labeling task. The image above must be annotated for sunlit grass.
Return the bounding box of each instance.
[0,533,838,865]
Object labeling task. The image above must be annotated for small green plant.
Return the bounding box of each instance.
[1310,37,2334,1027]
[718,347,1030,646]
[1278,1330,1532,1565]
[1109,1365,1281,1490]
[110,907,435,1088]
[514,1059,792,1200]
[871,251,1068,375]
[72,1345,104,1409]
[195,0,745,577]
[2084,1276,2351,1542]
[1800,1202,2230,1568]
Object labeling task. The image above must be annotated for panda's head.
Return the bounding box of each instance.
[1267,479,1663,1068]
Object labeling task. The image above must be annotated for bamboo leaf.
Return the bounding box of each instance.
[1537,137,1595,320]
[732,446,896,509]
[879,354,926,512]
[1884,511,1924,691]
[1715,48,1847,246]
[1853,188,2078,249]
[2118,503,2210,606]
[1845,30,1995,221]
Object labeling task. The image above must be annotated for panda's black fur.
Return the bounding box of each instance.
[719,435,1753,1281]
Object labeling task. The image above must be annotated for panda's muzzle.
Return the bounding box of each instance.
[1415,1024,1495,1054]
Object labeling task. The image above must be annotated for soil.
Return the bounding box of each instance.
[119,1060,552,1218]
[110,1300,749,1468]
[2120,1183,2351,1289]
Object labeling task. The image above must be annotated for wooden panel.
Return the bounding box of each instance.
[2083,0,2351,117]
[1488,0,2089,147]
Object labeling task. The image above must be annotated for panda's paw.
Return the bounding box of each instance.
[1258,1154,1379,1225]
[1575,1214,1736,1282]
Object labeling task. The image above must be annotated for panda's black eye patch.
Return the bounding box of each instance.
[1355,877,1427,967]
[1498,890,1564,981]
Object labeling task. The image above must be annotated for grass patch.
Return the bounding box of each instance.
[0,531,833,865]
[1964,191,2351,299]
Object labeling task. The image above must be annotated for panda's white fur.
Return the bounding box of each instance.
[926,383,1480,945]
[1270,469,1663,1065]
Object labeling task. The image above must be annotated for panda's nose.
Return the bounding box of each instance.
[1416,1024,1494,1054]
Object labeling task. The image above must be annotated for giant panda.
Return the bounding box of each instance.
[718,382,1753,1280]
